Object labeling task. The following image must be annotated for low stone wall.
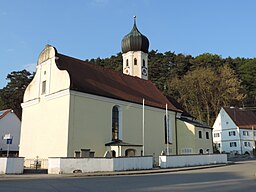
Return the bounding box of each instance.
[48,156,153,174]
[0,157,24,174]
[159,154,227,168]
[113,156,153,171]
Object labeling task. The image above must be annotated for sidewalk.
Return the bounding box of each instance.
[0,163,229,180]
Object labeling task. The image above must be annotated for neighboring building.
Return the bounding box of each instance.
[177,117,213,155]
[19,18,213,161]
[168,97,213,155]
[213,107,256,154]
[0,109,21,156]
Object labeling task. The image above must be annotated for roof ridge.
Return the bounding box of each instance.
[0,109,12,120]
[55,52,181,112]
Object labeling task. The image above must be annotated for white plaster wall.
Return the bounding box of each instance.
[48,158,113,174]
[122,51,148,80]
[48,157,153,174]
[20,92,70,159]
[20,45,71,160]
[0,112,21,152]
[159,154,227,168]
[0,157,24,174]
[113,156,153,171]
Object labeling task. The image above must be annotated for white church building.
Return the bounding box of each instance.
[19,19,183,160]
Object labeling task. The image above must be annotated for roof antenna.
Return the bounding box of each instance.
[133,15,136,25]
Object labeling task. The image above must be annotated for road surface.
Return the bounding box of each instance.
[1,160,256,192]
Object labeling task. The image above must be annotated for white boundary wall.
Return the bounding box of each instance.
[159,154,227,168]
[48,156,153,174]
[0,157,24,174]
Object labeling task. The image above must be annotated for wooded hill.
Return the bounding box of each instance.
[0,50,255,126]
[86,50,256,126]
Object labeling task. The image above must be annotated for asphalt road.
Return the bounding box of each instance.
[1,160,256,192]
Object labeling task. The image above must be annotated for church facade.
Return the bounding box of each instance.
[19,19,213,160]
[19,19,182,159]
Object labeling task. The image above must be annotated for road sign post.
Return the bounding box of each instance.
[4,134,12,157]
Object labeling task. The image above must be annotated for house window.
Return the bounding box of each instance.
[134,58,137,65]
[206,132,209,139]
[229,131,236,136]
[126,59,129,66]
[230,142,237,147]
[244,142,251,147]
[243,131,249,136]
[143,59,145,67]
[214,133,220,137]
[112,106,119,140]
[254,131,256,137]
[217,143,221,148]
[42,80,46,95]
[199,131,202,139]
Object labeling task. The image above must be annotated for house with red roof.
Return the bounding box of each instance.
[213,107,256,154]
[19,18,213,161]
[0,109,21,157]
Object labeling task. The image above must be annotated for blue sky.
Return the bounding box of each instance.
[1,0,256,88]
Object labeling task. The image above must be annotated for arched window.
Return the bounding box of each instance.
[126,59,129,66]
[111,150,116,157]
[164,115,171,144]
[134,58,137,65]
[112,106,119,140]
[125,149,136,157]
[143,59,145,67]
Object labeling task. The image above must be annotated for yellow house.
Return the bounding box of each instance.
[177,117,213,154]
[167,97,213,155]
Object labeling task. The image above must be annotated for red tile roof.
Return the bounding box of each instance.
[55,53,181,112]
[0,109,12,120]
[224,107,256,129]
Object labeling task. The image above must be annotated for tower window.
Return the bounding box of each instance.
[134,58,137,65]
[126,59,129,66]
[143,59,145,67]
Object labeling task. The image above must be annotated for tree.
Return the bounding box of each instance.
[0,70,33,119]
[191,53,223,70]
[168,66,245,125]
[237,59,256,105]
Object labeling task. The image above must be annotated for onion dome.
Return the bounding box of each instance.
[121,16,149,53]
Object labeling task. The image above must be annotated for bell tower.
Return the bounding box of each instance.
[121,16,149,80]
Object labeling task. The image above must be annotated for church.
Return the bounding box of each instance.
[19,18,212,161]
